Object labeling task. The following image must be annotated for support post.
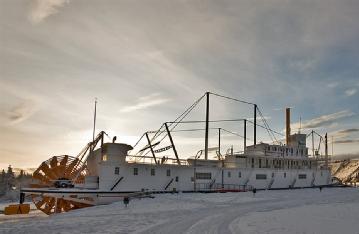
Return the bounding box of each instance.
[325,133,328,168]
[254,104,257,146]
[205,92,210,160]
[244,119,247,152]
[145,132,157,164]
[91,98,97,153]
[165,122,181,165]
[311,130,315,157]
[218,128,221,156]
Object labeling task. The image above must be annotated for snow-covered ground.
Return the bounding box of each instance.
[1,187,359,234]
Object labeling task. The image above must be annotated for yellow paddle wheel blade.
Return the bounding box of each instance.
[30,155,92,215]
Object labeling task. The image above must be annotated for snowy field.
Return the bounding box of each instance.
[0,187,359,234]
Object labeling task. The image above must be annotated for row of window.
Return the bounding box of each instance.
[114,167,171,177]
[266,146,308,156]
[256,173,308,180]
[115,167,316,180]
[250,158,313,169]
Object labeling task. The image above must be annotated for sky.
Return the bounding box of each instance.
[0,0,359,169]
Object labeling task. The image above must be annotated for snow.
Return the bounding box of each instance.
[1,187,359,234]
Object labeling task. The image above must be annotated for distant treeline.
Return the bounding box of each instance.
[0,165,32,198]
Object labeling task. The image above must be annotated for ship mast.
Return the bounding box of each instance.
[204,92,210,160]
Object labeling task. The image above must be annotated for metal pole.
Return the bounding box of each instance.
[145,132,157,164]
[218,128,221,156]
[254,104,257,146]
[325,133,328,168]
[205,92,210,160]
[311,130,315,157]
[165,122,180,165]
[92,98,97,143]
[244,119,247,152]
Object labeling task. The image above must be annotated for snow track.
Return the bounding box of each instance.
[1,188,359,234]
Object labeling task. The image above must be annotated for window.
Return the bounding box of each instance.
[298,174,307,179]
[166,169,171,177]
[175,176,179,182]
[266,159,269,168]
[271,172,274,178]
[114,167,119,175]
[238,171,242,178]
[151,168,155,176]
[227,171,231,178]
[251,158,254,168]
[256,174,267,180]
[133,168,138,175]
[259,159,262,168]
[195,172,211,180]
[102,155,107,161]
[284,172,286,178]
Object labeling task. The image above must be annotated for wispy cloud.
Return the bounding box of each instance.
[29,0,69,23]
[332,152,359,160]
[345,88,357,97]
[6,100,38,125]
[292,110,354,130]
[334,139,359,144]
[120,93,170,113]
[336,128,359,136]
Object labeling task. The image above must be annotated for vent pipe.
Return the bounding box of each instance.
[286,108,291,145]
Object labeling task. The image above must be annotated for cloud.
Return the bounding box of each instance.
[334,139,359,144]
[6,100,37,125]
[332,152,359,160]
[345,88,357,97]
[120,93,170,113]
[292,110,354,130]
[335,128,359,137]
[29,0,69,23]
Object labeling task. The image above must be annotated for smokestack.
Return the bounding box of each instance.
[286,108,291,145]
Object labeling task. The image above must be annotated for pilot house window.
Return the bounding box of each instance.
[151,168,156,176]
[133,168,138,175]
[166,169,171,177]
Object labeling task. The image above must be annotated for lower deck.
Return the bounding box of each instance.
[93,162,331,192]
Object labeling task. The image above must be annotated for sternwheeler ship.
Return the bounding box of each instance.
[21,92,331,215]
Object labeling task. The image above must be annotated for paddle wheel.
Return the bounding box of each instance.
[30,155,93,215]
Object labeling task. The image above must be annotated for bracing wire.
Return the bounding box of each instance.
[137,93,206,156]
[135,91,287,157]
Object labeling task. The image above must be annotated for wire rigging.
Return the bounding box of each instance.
[134,91,285,157]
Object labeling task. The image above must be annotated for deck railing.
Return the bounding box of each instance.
[126,155,189,165]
